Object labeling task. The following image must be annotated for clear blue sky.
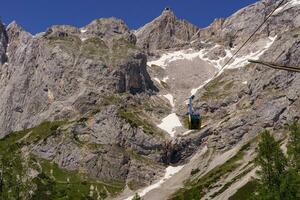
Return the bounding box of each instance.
[1,0,258,34]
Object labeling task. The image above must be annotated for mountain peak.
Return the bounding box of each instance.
[7,20,22,31]
[161,7,176,17]
[6,20,24,32]
[135,8,199,51]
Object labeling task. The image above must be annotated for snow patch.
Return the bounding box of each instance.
[80,28,87,33]
[124,165,184,200]
[163,94,175,107]
[214,36,277,77]
[227,36,276,69]
[147,48,219,69]
[33,32,45,38]
[162,76,169,82]
[182,130,192,136]
[291,0,300,6]
[274,0,300,15]
[153,77,161,84]
[242,81,248,85]
[157,113,182,137]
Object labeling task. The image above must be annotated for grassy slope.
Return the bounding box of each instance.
[170,143,250,200]
[0,121,124,200]
[228,180,258,200]
[0,94,166,199]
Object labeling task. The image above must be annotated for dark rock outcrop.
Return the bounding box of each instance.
[0,20,8,64]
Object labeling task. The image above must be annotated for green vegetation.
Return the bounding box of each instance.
[48,34,136,67]
[228,180,258,200]
[131,193,143,200]
[0,121,67,150]
[183,117,190,129]
[126,149,158,166]
[172,123,300,200]
[160,81,170,89]
[127,180,140,191]
[0,121,67,200]
[86,143,104,150]
[287,122,300,172]
[111,38,136,57]
[79,93,165,139]
[171,143,248,200]
[211,165,254,198]
[255,130,288,199]
[25,121,67,143]
[110,37,137,65]
[253,129,300,200]
[48,35,82,55]
[117,108,164,138]
[200,73,235,101]
[81,37,110,62]
[0,121,124,200]
[230,123,300,200]
[30,157,124,200]
[100,94,123,106]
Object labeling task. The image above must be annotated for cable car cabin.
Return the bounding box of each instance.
[187,95,201,130]
[188,113,201,129]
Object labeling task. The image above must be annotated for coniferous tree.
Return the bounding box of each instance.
[281,122,300,200]
[288,122,300,172]
[279,168,300,200]
[132,193,143,200]
[255,130,287,200]
[255,126,300,200]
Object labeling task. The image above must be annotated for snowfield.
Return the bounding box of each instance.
[274,0,300,15]
[124,165,184,200]
[157,113,182,137]
[147,48,220,69]
[147,35,276,75]
[215,36,277,76]
[227,36,277,69]
[151,34,277,137]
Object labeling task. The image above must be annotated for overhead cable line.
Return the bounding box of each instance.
[217,0,287,74]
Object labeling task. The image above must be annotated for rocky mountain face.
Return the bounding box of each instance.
[1,0,300,200]
[194,0,300,47]
[0,18,169,199]
[0,18,157,138]
[169,25,300,200]
[130,1,300,200]
[136,8,199,51]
